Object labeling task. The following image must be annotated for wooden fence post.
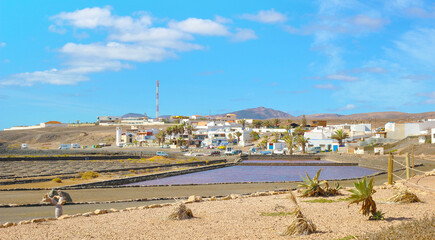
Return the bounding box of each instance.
[405,153,410,179]
[411,145,415,177]
[388,153,393,185]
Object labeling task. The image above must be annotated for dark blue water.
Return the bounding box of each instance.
[125,165,378,186]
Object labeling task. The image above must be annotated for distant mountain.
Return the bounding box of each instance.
[218,107,294,119]
[121,113,145,118]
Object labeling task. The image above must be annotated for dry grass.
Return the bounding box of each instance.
[360,216,435,240]
[260,211,293,217]
[388,188,421,203]
[168,203,193,220]
[51,178,62,183]
[79,171,100,179]
[147,156,167,161]
[282,192,317,236]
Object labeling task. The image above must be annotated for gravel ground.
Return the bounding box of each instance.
[1,175,434,240]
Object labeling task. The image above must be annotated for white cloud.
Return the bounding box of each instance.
[240,9,287,24]
[336,104,356,111]
[313,84,339,90]
[350,67,388,74]
[394,28,435,66]
[60,42,176,62]
[48,24,66,34]
[326,74,359,81]
[1,68,89,86]
[169,18,229,36]
[4,7,251,86]
[51,7,114,29]
[0,42,6,47]
[417,91,435,104]
[349,15,389,30]
[215,15,233,24]
[232,28,257,42]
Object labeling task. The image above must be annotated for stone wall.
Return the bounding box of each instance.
[61,163,235,189]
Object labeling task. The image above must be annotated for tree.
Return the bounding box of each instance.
[264,120,272,128]
[252,120,262,128]
[250,131,260,140]
[272,118,280,128]
[283,134,295,155]
[238,119,246,129]
[155,130,167,146]
[331,129,349,146]
[234,131,242,144]
[227,133,234,144]
[296,135,310,153]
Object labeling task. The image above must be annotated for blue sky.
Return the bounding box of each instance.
[1,0,434,129]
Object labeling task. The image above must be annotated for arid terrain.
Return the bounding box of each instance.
[0,173,434,239]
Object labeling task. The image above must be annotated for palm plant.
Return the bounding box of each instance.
[298,169,326,197]
[347,176,383,220]
[264,120,272,128]
[234,131,242,144]
[296,135,309,153]
[238,119,246,129]
[331,129,349,146]
[252,120,263,128]
[272,118,280,128]
[282,134,294,155]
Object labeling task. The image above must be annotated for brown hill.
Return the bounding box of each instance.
[303,111,435,120]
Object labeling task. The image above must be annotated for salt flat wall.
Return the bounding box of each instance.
[241,155,322,160]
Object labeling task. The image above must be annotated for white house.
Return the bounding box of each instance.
[386,120,435,140]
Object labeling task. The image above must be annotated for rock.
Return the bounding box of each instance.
[94,209,108,215]
[31,218,46,223]
[230,194,241,199]
[58,215,71,220]
[257,192,269,196]
[109,208,119,212]
[148,204,161,208]
[3,222,15,227]
[210,196,217,201]
[126,207,137,211]
[221,195,231,200]
[138,206,148,210]
[18,220,31,225]
[187,195,202,202]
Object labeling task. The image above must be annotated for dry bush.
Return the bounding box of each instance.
[79,171,100,179]
[51,178,62,183]
[388,188,421,203]
[282,192,316,236]
[168,203,193,220]
[360,216,434,240]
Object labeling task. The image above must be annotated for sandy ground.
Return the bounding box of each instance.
[1,175,434,240]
